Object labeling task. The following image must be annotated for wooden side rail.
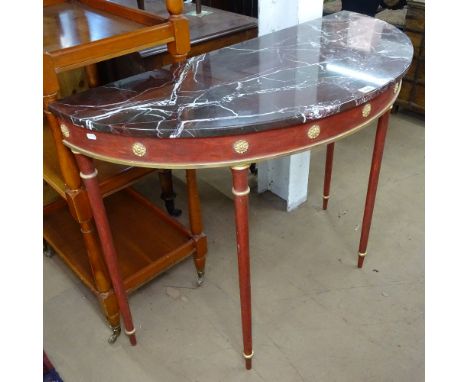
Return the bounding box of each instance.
[47,24,175,72]
[79,0,166,24]
[44,0,166,24]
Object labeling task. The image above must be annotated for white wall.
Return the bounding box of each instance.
[257,0,324,211]
[259,0,323,36]
[298,0,323,23]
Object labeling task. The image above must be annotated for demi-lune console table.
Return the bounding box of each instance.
[49,11,413,369]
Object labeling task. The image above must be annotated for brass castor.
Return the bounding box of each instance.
[108,326,121,344]
[43,240,55,258]
[196,271,205,287]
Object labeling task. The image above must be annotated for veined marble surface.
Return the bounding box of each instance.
[50,11,413,138]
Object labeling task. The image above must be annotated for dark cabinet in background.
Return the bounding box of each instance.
[200,0,258,17]
[396,0,424,113]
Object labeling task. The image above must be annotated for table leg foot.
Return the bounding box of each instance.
[322,194,330,211]
[125,327,137,346]
[231,165,253,370]
[357,111,390,268]
[322,143,335,210]
[357,252,366,269]
[43,239,55,258]
[196,271,205,286]
[243,350,254,370]
[107,325,121,344]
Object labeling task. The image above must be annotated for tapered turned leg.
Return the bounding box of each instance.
[231,165,253,370]
[74,153,137,346]
[44,61,122,341]
[158,169,181,217]
[186,169,208,286]
[357,111,391,268]
[79,219,121,343]
[322,143,335,210]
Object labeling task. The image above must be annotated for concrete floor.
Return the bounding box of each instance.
[44,111,424,381]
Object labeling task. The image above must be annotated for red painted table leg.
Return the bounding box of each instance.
[231,165,253,370]
[322,143,335,210]
[357,111,391,268]
[74,153,137,345]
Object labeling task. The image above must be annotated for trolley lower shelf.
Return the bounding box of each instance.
[44,187,196,294]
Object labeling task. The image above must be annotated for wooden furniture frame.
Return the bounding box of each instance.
[57,82,400,366]
[395,0,425,113]
[43,0,208,343]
